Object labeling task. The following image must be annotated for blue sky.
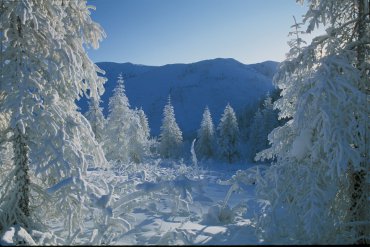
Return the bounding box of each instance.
[87,0,322,66]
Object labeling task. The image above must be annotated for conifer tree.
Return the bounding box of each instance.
[0,0,108,238]
[127,108,151,163]
[217,104,240,163]
[256,2,369,243]
[196,106,215,159]
[137,107,150,141]
[104,74,131,163]
[248,108,264,161]
[248,93,279,161]
[85,97,106,143]
[159,96,183,159]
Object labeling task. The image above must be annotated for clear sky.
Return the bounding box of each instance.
[87,0,323,66]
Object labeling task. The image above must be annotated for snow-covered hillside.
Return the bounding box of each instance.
[77,58,278,138]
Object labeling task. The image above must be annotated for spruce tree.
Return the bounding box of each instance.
[196,106,215,159]
[159,96,183,159]
[85,97,106,143]
[217,104,240,163]
[137,107,150,141]
[127,108,151,163]
[104,74,131,163]
[256,2,369,243]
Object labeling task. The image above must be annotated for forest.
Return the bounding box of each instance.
[0,0,369,245]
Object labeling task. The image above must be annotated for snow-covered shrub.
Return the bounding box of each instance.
[109,159,204,221]
[203,168,257,225]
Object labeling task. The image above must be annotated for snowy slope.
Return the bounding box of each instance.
[77,58,278,138]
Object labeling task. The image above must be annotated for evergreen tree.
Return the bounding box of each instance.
[256,2,369,244]
[217,104,240,163]
[127,108,151,163]
[196,106,215,159]
[137,107,150,141]
[159,96,183,159]
[248,93,279,162]
[103,74,131,163]
[0,0,109,238]
[85,97,106,143]
[248,108,264,161]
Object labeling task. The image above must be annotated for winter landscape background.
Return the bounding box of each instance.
[0,0,369,245]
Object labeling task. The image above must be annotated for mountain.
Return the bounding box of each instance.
[77,58,278,139]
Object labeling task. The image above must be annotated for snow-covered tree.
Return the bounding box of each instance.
[256,2,369,244]
[261,94,279,138]
[217,104,240,163]
[103,74,131,163]
[195,106,215,159]
[248,93,279,162]
[0,0,109,240]
[159,96,183,159]
[127,108,151,163]
[137,107,150,141]
[248,108,264,161]
[85,97,106,143]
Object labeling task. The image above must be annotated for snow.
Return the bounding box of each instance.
[0,225,36,246]
[17,159,265,245]
[86,160,263,245]
[77,59,277,138]
[290,128,312,160]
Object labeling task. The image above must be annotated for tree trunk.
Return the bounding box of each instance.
[13,126,31,227]
[350,0,369,244]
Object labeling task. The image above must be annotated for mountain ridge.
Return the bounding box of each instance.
[77,58,278,138]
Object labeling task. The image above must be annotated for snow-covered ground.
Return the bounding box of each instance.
[85,160,267,245]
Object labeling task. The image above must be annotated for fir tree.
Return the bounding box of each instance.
[195,106,215,159]
[137,107,150,141]
[127,108,151,163]
[159,96,183,159]
[217,103,240,163]
[85,97,106,143]
[256,2,369,243]
[103,74,131,163]
[248,108,264,161]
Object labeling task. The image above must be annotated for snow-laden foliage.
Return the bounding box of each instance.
[85,97,106,143]
[203,166,258,225]
[256,1,369,244]
[103,74,131,162]
[217,104,240,163]
[137,107,151,141]
[159,96,183,159]
[0,0,116,242]
[100,158,205,226]
[195,106,215,160]
[103,75,151,163]
[127,108,151,163]
[248,94,279,162]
